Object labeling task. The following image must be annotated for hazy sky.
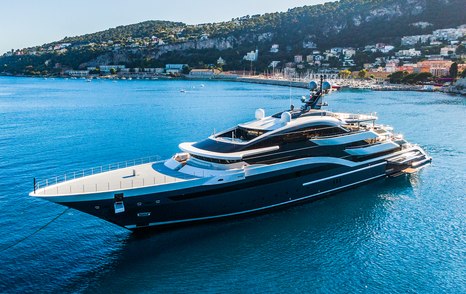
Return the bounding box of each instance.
[0,0,332,54]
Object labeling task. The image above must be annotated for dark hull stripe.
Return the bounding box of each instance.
[126,173,386,229]
[61,161,389,230]
[169,163,337,201]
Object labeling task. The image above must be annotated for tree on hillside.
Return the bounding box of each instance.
[353,52,372,68]
[456,44,466,55]
[449,62,458,79]
[414,72,433,83]
[461,69,466,78]
[402,73,418,84]
[339,69,351,78]
[389,71,407,84]
[2,0,466,75]
[358,69,367,79]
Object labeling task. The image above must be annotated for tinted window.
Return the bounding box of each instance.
[190,154,242,164]
[244,125,347,149]
[217,127,268,142]
[193,139,244,153]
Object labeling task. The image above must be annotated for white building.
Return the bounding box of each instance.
[440,45,457,56]
[401,34,434,46]
[364,45,376,52]
[53,43,72,50]
[342,48,356,58]
[165,64,187,74]
[324,52,336,60]
[270,44,279,53]
[309,72,338,79]
[189,69,218,78]
[294,55,303,63]
[65,70,89,77]
[433,27,466,41]
[379,45,395,53]
[139,68,164,74]
[243,49,259,62]
[395,49,422,58]
[303,41,317,49]
[100,65,126,73]
[426,55,444,61]
[143,68,159,73]
[330,47,343,55]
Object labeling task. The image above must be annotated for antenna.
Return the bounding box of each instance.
[320,75,324,93]
[289,80,292,109]
[306,75,331,111]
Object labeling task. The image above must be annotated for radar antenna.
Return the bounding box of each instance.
[301,75,331,112]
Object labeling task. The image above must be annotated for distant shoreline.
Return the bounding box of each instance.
[228,76,466,95]
[1,73,464,96]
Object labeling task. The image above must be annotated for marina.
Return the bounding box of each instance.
[236,76,466,94]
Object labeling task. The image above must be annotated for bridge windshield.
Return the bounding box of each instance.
[216,127,268,143]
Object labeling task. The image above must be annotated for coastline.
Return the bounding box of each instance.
[224,76,466,95]
[1,73,465,96]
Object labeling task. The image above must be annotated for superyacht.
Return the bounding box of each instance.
[30,80,431,230]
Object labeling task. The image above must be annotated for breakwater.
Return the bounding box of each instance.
[236,77,309,89]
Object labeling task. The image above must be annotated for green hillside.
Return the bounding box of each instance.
[1,0,465,74]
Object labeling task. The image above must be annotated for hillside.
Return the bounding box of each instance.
[1,0,465,74]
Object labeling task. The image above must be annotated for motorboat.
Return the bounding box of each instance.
[30,80,431,230]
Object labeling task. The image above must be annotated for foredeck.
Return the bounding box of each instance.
[33,162,197,196]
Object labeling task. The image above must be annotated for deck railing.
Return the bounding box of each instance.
[34,155,164,192]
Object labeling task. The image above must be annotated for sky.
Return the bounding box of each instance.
[0,0,331,54]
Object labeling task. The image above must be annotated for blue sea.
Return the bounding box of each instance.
[0,77,464,293]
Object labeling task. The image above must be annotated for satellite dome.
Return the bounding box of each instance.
[280,112,292,123]
[309,81,318,90]
[255,108,265,120]
[322,81,332,91]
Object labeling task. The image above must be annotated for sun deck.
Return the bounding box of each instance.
[33,162,197,196]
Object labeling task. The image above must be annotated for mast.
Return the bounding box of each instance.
[302,75,331,111]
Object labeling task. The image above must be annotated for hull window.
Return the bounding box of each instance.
[114,193,125,214]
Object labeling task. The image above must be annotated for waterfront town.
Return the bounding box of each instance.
[2,24,466,94]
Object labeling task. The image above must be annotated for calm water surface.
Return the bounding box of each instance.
[0,77,464,293]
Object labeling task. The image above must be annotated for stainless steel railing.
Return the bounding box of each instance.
[34,155,164,192]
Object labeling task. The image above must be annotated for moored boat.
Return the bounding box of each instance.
[30,79,431,230]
